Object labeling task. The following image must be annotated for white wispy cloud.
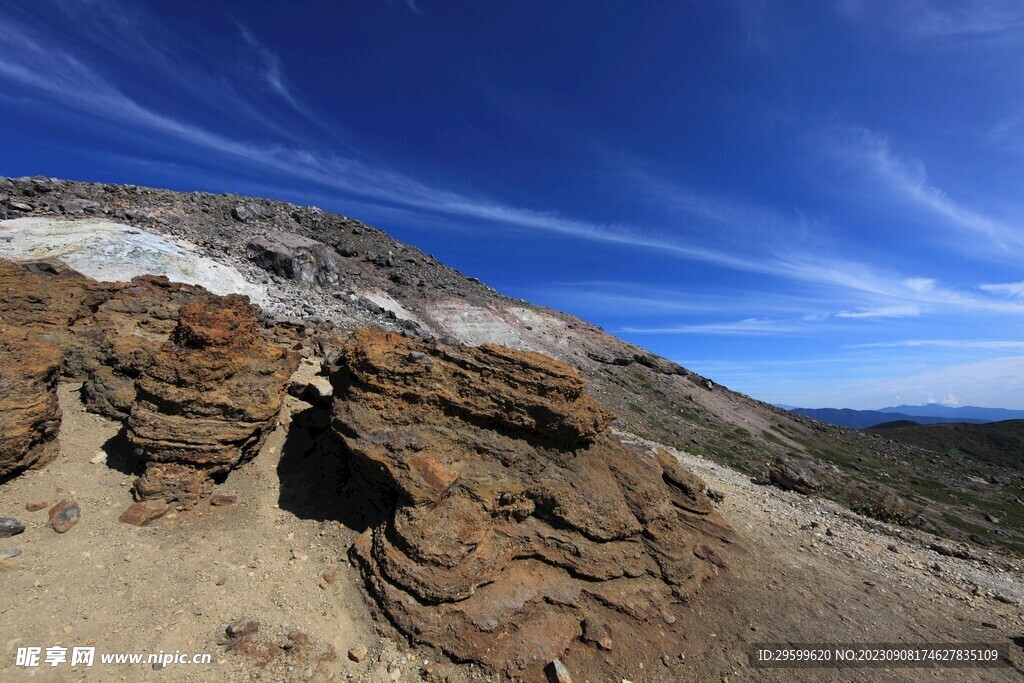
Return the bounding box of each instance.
[621,317,813,336]
[847,339,1024,350]
[0,5,936,308]
[834,304,921,319]
[823,126,1024,254]
[903,277,935,293]
[908,1,1024,39]
[237,24,296,106]
[533,281,830,318]
[376,0,422,15]
[837,1,1024,40]
[4,0,1023,333]
[851,355,1024,409]
[614,156,1024,317]
[979,281,1024,300]
[0,11,668,251]
[615,158,933,297]
[732,354,1024,410]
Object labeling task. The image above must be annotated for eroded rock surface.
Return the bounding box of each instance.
[128,295,300,504]
[333,329,734,676]
[0,259,112,479]
[0,331,63,479]
[75,276,214,419]
[0,258,299,502]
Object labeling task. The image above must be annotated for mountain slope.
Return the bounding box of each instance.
[789,407,989,429]
[1,176,1021,554]
[867,420,1024,472]
[881,404,1024,421]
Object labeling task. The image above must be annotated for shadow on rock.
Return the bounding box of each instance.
[276,405,391,532]
[101,426,142,476]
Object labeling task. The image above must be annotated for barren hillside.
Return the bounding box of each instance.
[1,177,1022,682]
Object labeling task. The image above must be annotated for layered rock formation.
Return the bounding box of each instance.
[76,276,212,419]
[0,259,113,479]
[0,258,298,502]
[0,331,63,479]
[332,329,733,677]
[128,295,300,504]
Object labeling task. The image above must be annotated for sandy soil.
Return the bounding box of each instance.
[1,386,1021,682]
[608,432,1024,683]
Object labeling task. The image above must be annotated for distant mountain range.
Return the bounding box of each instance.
[784,404,1024,429]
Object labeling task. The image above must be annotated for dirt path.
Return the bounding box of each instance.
[607,432,1024,683]
[1,387,1021,682]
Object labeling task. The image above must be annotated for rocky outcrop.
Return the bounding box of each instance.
[0,258,300,502]
[0,331,63,479]
[332,329,733,677]
[0,259,113,479]
[128,295,300,504]
[75,276,213,419]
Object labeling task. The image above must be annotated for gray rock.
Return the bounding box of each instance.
[587,351,634,366]
[59,199,100,214]
[49,500,81,533]
[768,457,818,495]
[634,354,687,375]
[546,659,573,683]
[232,202,270,222]
[0,518,26,537]
[246,233,340,286]
[0,547,21,560]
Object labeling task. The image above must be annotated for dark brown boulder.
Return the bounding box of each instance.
[127,295,300,505]
[333,329,734,677]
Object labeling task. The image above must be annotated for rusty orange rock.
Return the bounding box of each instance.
[0,331,63,479]
[0,259,299,506]
[0,259,113,480]
[333,329,734,678]
[127,294,299,505]
[119,500,170,527]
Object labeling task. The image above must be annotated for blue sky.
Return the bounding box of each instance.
[2,0,1023,409]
